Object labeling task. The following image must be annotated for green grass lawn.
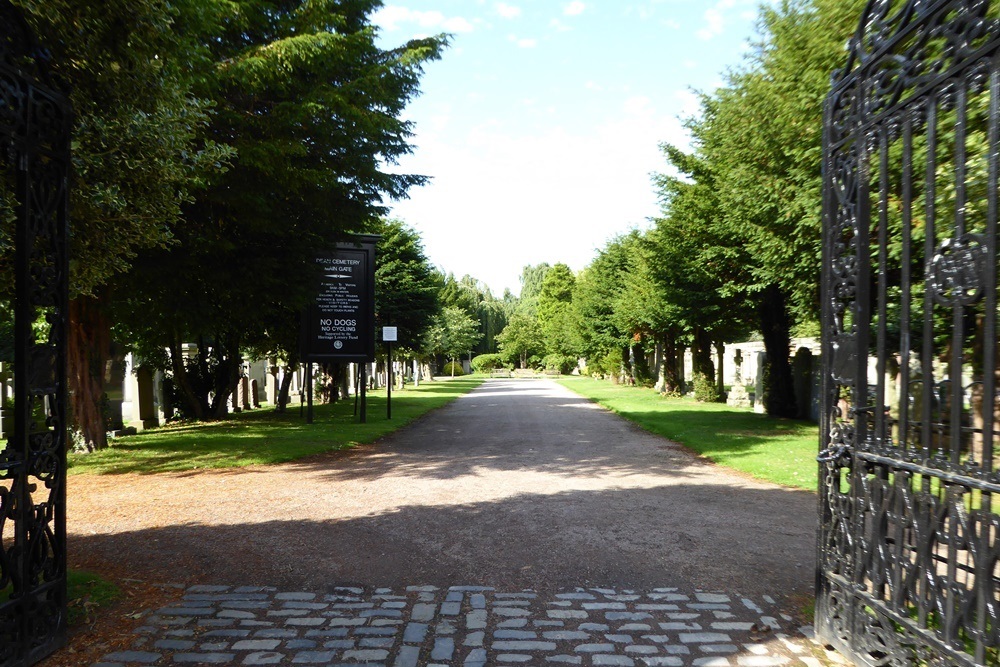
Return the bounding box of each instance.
[559,376,820,491]
[68,378,483,475]
[66,570,121,626]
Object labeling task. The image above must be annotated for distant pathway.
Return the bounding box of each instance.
[68,379,832,665]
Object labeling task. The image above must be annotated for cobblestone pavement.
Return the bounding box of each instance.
[95,584,840,667]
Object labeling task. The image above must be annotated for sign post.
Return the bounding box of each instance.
[383,326,397,419]
[302,235,378,423]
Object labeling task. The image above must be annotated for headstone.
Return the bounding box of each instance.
[135,366,159,429]
[266,362,279,405]
[240,376,251,410]
[726,348,752,408]
[754,351,766,414]
[104,354,127,431]
[251,379,261,408]
[792,347,813,421]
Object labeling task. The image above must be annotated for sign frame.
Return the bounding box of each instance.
[301,235,378,363]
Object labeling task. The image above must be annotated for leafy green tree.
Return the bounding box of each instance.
[572,234,636,375]
[496,313,545,369]
[536,263,578,358]
[13,0,233,449]
[439,273,507,354]
[116,0,446,419]
[516,263,551,316]
[653,0,864,415]
[425,306,482,376]
[375,219,440,351]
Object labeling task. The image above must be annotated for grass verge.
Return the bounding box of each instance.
[67,570,121,626]
[558,376,820,491]
[68,378,483,475]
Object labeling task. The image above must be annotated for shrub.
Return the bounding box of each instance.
[692,372,721,403]
[471,353,505,373]
[600,350,624,382]
[542,353,577,375]
[442,361,465,376]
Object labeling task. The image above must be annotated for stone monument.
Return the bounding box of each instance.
[726,349,752,408]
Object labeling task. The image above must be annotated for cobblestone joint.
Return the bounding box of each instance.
[95,586,835,666]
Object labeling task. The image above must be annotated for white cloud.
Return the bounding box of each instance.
[384,104,690,296]
[495,2,522,18]
[697,0,761,41]
[623,95,653,116]
[563,1,586,16]
[443,16,475,32]
[508,34,537,48]
[373,6,474,33]
[675,89,701,118]
[550,18,572,32]
[697,8,725,40]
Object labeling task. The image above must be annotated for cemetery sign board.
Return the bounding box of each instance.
[302,235,377,362]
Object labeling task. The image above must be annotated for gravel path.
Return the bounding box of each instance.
[61,378,834,666]
[69,379,817,598]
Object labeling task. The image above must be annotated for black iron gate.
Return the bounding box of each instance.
[0,2,71,665]
[819,1,1000,665]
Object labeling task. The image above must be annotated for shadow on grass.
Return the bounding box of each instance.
[556,377,820,490]
[69,379,484,476]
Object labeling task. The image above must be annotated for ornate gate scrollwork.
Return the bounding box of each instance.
[820,1,1000,665]
[0,2,71,665]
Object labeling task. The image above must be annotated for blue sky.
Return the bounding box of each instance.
[373,1,771,297]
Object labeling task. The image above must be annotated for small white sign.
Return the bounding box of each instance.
[383,326,398,342]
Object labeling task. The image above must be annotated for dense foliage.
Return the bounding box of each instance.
[3,0,873,443]
[6,0,445,445]
[483,0,866,416]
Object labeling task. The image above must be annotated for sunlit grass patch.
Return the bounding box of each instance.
[69,378,484,475]
[559,376,819,491]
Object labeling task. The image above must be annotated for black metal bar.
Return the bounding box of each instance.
[13,97,31,663]
[386,344,392,420]
[353,364,359,417]
[819,4,1000,664]
[923,100,938,466]
[900,113,913,454]
[875,127,890,447]
[855,451,1000,493]
[306,362,313,424]
[360,364,367,424]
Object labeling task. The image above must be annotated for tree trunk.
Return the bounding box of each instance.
[628,333,650,385]
[67,295,111,451]
[330,363,349,401]
[759,284,797,418]
[716,340,725,401]
[168,338,206,421]
[676,344,686,394]
[653,342,665,392]
[209,338,241,420]
[692,327,715,380]
[656,332,681,394]
[275,363,297,413]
